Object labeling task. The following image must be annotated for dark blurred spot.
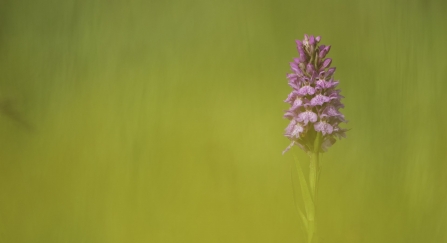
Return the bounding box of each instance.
[0,98,33,131]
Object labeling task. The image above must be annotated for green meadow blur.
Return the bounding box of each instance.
[1,0,446,242]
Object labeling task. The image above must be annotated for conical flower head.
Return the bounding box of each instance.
[283,34,347,154]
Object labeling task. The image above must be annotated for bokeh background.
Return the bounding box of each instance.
[1,0,446,242]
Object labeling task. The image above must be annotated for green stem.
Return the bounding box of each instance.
[308,132,322,243]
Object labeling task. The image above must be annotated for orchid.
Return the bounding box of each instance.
[283,34,347,154]
[284,34,348,243]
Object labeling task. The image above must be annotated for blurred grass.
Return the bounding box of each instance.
[1,0,446,242]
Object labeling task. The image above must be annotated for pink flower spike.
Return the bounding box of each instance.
[283,34,347,153]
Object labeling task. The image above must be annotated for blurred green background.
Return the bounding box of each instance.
[1,0,446,242]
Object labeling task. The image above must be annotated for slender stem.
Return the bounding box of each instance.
[309,151,319,199]
[308,132,322,243]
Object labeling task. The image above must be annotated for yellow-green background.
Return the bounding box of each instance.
[1,0,446,242]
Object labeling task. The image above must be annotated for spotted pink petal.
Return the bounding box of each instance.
[290,123,304,138]
[285,119,297,135]
[314,121,334,135]
[310,94,331,106]
[284,91,295,103]
[298,85,315,96]
[290,97,304,110]
[322,105,341,117]
[297,110,317,125]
